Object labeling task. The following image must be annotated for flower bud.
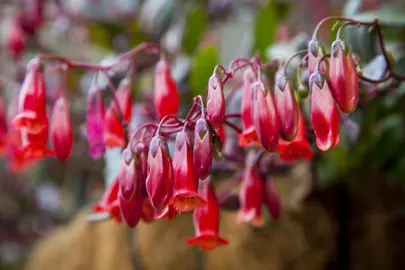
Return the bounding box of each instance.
[309,72,341,151]
[252,79,280,151]
[308,39,327,74]
[117,155,138,202]
[329,39,359,113]
[118,188,142,228]
[153,59,179,119]
[145,136,174,210]
[86,90,105,159]
[193,117,213,180]
[50,96,73,162]
[187,178,229,250]
[274,68,299,141]
[207,74,225,128]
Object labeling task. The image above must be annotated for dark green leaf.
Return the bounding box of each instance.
[253,0,290,59]
[351,3,405,26]
[189,46,219,96]
[182,4,208,55]
[343,0,362,17]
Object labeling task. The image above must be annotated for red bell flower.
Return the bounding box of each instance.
[118,188,142,228]
[237,151,265,227]
[0,97,8,156]
[170,128,207,212]
[193,117,213,180]
[276,109,313,162]
[207,74,225,128]
[309,72,341,151]
[104,78,133,148]
[329,39,359,113]
[50,96,72,162]
[274,68,299,141]
[187,178,229,250]
[93,177,122,222]
[308,39,327,75]
[145,135,174,210]
[153,59,179,119]
[12,58,47,134]
[252,79,280,151]
[86,90,106,159]
[239,68,259,146]
[264,177,281,220]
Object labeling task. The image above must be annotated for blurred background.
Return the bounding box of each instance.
[1,0,405,269]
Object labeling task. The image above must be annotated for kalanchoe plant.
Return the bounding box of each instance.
[5,14,405,252]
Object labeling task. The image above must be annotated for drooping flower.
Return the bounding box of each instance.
[276,108,313,162]
[93,177,122,222]
[117,148,138,202]
[17,0,44,36]
[239,68,259,146]
[263,177,281,220]
[86,89,106,159]
[329,39,359,113]
[12,58,47,134]
[307,39,327,75]
[236,151,265,227]
[206,74,225,128]
[145,135,174,210]
[153,59,179,119]
[274,68,299,141]
[104,78,133,148]
[118,187,142,228]
[193,117,213,180]
[309,72,341,151]
[170,128,206,212]
[252,79,280,151]
[50,96,72,162]
[187,178,229,250]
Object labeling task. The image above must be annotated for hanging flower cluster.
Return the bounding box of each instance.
[4,16,405,251]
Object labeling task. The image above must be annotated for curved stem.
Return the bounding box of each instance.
[358,72,392,84]
[283,50,308,75]
[315,53,331,72]
[195,95,206,118]
[156,115,184,135]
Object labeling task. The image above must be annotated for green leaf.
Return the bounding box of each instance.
[253,0,290,59]
[182,4,208,55]
[351,3,405,26]
[189,46,219,96]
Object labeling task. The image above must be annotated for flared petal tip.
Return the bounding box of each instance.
[238,128,260,147]
[236,209,265,227]
[187,235,229,250]
[278,141,314,162]
[170,192,207,212]
[11,111,45,134]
